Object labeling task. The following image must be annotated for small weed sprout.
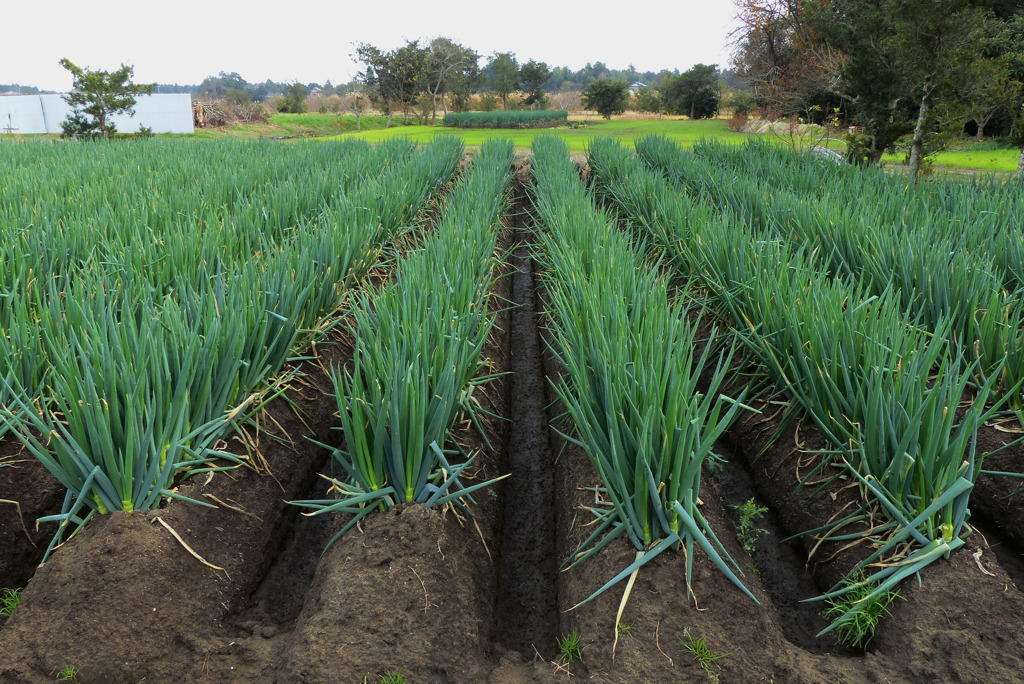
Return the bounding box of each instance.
[616,621,637,637]
[680,628,728,681]
[0,587,23,623]
[55,665,80,682]
[823,574,901,648]
[557,630,583,664]
[379,672,406,684]
[730,498,769,554]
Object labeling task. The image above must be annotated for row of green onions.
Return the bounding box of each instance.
[530,136,756,608]
[290,138,515,546]
[674,138,1024,414]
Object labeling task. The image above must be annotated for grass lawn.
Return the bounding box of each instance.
[322,117,751,154]
[882,141,1021,173]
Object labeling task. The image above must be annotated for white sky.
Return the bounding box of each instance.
[3,1,741,91]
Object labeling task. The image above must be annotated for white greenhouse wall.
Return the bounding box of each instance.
[0,94,194,135]
[0,96,47,134]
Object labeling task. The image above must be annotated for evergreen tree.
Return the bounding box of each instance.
[58,59,155,137]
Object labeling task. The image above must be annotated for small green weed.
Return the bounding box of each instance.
[730,498,769,554]
[556,630,583,664]
[823,573,901,648]
[55,665,80,682]
[378,672,406,684]
[0,587,23,623]
[616,621,637,637]
[680,628,728,681]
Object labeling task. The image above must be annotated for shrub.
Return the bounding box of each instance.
[443,110,568,129]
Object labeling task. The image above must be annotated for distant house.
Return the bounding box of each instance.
[629,82,648,95]
[0,94,194,134]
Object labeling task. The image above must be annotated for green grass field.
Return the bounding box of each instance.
[883,141,1021,173]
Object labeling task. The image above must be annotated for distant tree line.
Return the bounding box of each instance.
[349,38,743,126]
[0,83,45,94]
[10,46,737,123]
[153,72,361,106]
[141,47,727,122]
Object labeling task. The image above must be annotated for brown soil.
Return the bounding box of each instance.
[0,439,62,593]
[1,165,1023,683]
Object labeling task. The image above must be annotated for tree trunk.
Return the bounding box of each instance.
[1016,146,1024,180]
[386,108,393,128]
[908,84,932,182]
[431,92,438,125]
[976,112,994,141]
[868,142,884,166]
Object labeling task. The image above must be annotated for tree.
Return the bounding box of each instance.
[421,37,478,123]
[1016,103,1024,177]
[347,93,369,131]
[582,80,630,119]
[800,0,1006,175]
[801,0,911,164]
[577,61,611,87]
[58,59,155,137]
[982,12,1024,178]
[962,62,1021,139]
[633,85,662,113]
[355,41,427,127]
[487,52,520,109]
[277,82,308,113]
[730,0,840,119]
[519,59,552,109]
[662,64,721,119]
[883,0,995,180]
[197,71,252,98]
[725,90,758,116]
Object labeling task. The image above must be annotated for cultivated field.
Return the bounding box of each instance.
[0,136,1022,683]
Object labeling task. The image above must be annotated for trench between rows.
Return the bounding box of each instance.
[232,448,336,632]
[492,192,561,659]
[712,440,858,656]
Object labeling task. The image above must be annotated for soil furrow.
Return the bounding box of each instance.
[712,448,852,655]
[0,442,61,593]
[493,229,559,658]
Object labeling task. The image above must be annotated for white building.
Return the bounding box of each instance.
[0,93,194,135]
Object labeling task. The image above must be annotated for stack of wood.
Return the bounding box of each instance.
[192,98,269,128]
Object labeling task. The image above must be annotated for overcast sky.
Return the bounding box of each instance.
[4,1,741,91]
